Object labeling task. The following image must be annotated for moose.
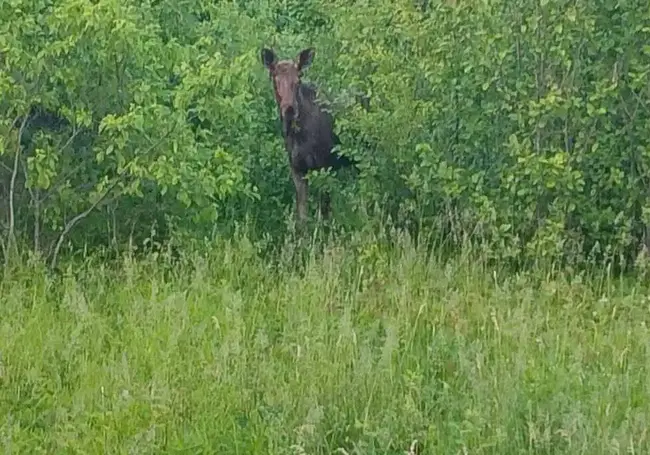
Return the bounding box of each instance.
[260,47,355,224]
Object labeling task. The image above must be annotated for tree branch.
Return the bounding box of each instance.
[49,179,120,269]
[59,123,80,153]
[0,161,12,173]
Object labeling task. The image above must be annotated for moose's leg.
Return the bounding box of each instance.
[291,168,308,222]
[319,191,331,220]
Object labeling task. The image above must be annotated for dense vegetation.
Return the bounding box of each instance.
[2,0,650,453]
[2,0,650,267]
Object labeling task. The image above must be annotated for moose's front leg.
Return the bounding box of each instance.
[291,168,308,223]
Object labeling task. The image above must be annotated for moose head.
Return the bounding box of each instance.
[260,47,315,129]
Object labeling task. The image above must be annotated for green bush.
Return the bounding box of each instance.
[2,0,649,269]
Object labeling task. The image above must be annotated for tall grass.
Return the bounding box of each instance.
[1,229,648,454]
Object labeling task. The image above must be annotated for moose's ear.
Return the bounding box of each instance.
[261,48,277,69]
[296,48,314,71]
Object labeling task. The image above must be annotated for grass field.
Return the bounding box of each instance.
[1,231,649,454]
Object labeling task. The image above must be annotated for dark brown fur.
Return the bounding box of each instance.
[261,47,354,223]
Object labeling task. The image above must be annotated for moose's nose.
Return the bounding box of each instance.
[282,105,295,120]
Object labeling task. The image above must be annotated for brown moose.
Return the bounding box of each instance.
[260,47,355,223]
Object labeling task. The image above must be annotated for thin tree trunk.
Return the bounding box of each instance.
[6,114,29,265]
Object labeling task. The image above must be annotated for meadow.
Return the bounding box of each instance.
[2,229,649,454]
[3,0,650,452]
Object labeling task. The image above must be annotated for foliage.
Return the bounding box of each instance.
[1,0,650,269]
